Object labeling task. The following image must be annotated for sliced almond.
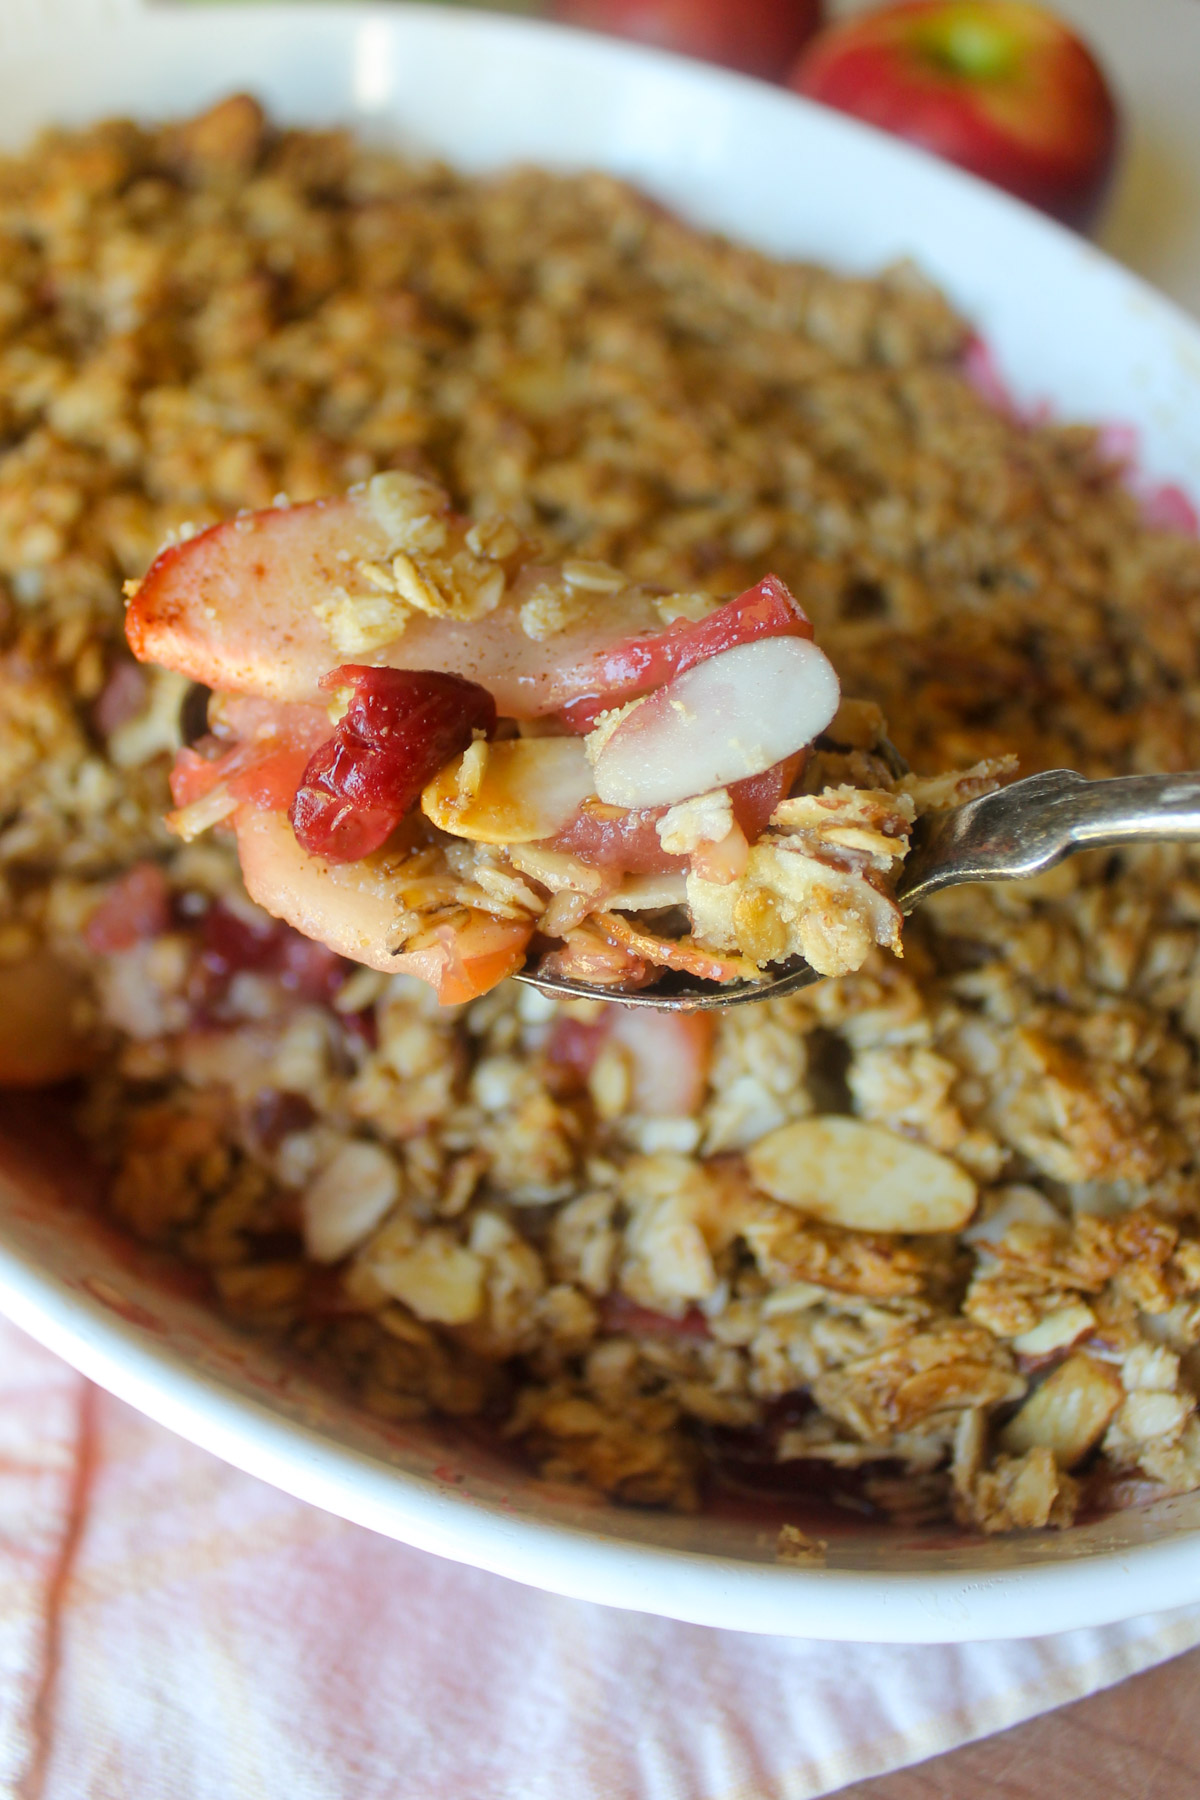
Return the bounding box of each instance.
[746,1116,977,1235]
[1012,1303,1096,1358]
[597,874,689,911]
[302,1139,400,1264]
[589,636,840,810]
[422,737,595,844]
[1000,1353,1125,1469]
[165,781,240,842]
[506,843,609,897]
[0,950,95,1086]
[368,1229,485,1325]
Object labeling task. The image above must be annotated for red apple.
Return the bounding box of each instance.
[789,1,1119,229]
[549,0,825,83]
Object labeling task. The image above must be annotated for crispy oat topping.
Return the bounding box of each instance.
[7,99,1200,1531]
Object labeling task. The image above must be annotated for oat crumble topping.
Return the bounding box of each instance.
[5,96,1200,1529]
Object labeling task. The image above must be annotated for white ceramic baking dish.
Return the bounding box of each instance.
[3,0,1200,1641]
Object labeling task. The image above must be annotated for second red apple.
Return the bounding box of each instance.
[789,1,1119,229]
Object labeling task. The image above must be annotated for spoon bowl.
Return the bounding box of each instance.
[515,763,1200,1008]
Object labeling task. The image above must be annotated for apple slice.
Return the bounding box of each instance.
[236,807,422,972]
[607,1008,715,1117]
[550,797,683,875]
[126,480,816,725]
[126,482,666,714]
[546,751,805,876]
[235,807,532,997]
[127,492,400,704]
[169,701,334,826]
[421,737,596,844]
[395,916,534,1007]
[589,636,840,811]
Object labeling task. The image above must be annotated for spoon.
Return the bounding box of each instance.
[173,687,1200,1013]
[514,765,1200,1010]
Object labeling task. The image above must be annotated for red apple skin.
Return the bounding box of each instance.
[550,0,825,83]
[789,1,1119,230]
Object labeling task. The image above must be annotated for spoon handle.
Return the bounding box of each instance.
[896,768,1200,912]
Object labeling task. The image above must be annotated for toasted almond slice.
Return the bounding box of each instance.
[999,1353,1125,1469]
[422,738,595,844]
[746,1117,977,1234]
[302,1139,400,1264]
[506,843,609,896]
[598,874,689,911]
[599,912,763,984]
[1012,1303,1096,1358]
[165,781,240,842]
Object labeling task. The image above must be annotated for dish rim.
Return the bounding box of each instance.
[5,1224,1200,1643]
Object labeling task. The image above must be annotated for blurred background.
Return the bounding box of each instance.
[244,0,1199,312]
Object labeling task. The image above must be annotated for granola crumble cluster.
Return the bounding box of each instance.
[6,97,1200,1531]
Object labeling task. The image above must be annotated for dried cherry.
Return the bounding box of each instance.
[290,665,497,861]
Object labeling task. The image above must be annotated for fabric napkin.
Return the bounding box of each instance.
[3,1315,1200,1800]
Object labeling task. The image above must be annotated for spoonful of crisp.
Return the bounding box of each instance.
[513,762,1200,1008]
[126,472,1186,1013]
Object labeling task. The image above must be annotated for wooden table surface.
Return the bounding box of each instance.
[839,1644,1200,1798]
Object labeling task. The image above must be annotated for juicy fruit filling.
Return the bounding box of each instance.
[126,472,961,1004]
[291,668,498,862]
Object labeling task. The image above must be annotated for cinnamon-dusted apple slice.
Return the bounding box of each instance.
[126,472,814,717]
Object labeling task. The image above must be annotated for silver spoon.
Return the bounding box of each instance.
[514,765,1200,1010]
[173,686,1200,1013]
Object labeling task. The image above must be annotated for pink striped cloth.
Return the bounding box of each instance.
[3,1311,1200,1800]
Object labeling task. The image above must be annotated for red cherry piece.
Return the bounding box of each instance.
[552,800,683,875]
[290,666,497,862]
[191,900,348,1016]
